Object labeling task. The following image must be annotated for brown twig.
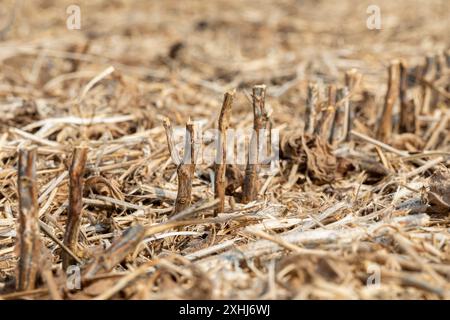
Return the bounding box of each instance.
[62,146,88,270]
[304,82,318,135]
[424,111,449,150]
[214,90,234,215]
[16,147,41,291]
[399,60,416,134]
[314,85,336,143]
[326,85,339,144]
[163,118,196,213]
[243,85,267,203]
[377,60,400,142]
[341,69,361,142]
[337,86,351,144]
[83,224,145,279]
[420,54,435,114]
[39,220,82,264]
[326,84,337,143]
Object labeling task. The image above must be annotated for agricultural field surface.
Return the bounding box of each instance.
[0,0,449,300]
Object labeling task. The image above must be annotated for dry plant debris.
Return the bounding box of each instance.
[0,0,449,300]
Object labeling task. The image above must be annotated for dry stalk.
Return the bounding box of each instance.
[163,118,196,213]
[329,85,341,144]
[399,60,416,133]
[83,224,145,279]
[345,69,359,91]
[62,146,88,270]
[420,54,435,114]
[337,87,351,144]
[16,147,41,291]
[377,60,400,142]
[304,82,318,135]
[314,85,336,140]
[341,68,360,142]
[326,84,337,143]
[243,85,268,203]
[214,90,235,215]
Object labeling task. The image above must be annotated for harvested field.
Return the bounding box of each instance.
[0,0,449,300]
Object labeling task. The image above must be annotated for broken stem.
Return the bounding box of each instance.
[304,82,318,135]
[214,90,234,215]
[399,60,416,134]
[243,85,267,203]
[377,60,400,142]
[164,118,197,213]
[337,86,351,144]
[16,147,41,291]
[83,224,145,279]
[62,146,88,270]
[420,54,435,114]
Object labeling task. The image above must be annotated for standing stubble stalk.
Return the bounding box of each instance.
[343,68,360,142]
[420,54,435,115]
[16,147,41,291]
[62,146,88,270]
[377,60,400,142]
[398,59,416,134]
[163,118,197,214]
[243,85,268,203]
[325,84,337,144]
[304,82,318,135]
[214,90,235,215]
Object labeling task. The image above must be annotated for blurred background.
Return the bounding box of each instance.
[1,0,448,83]
[0,0,449,129]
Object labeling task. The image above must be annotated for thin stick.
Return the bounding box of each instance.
[62,146,88,270]
[163,119,197,213]
[169,198,220,222]
[424,111,449,150]
[162,118,181,165]
[92,259,159,300]
[342,69,360,142]
[351,130,419,160]
[330,86,345,144]
[337,87,351,144]
[403,156,444,179]
[243,85,267,203]
[399,60,416,133]
[83,224,146,279]
[304,82,318,135]
[214,90,234,215]
[314,85,336,140]
[326,84,337,143]
[377,60,400,142]
[39,220,82,265]
[345,68,359,91]
[420,54,435,114]
[16,147,41,291]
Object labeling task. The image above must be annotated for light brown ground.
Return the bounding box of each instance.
[0,0,449,299]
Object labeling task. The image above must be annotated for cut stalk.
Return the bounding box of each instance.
[343,69,359,142]
[83,224,145,279]
[420,54,435,114]
[163,118,196,213]
[304,82,318,135]
[377,60,400,142]
[62,146,88,270]
[243,85,267,203]
[326,84,337,143]
[399,60,416,133]
[336,87,350,144]
[214,90,234,215]
[16,147,41,291]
